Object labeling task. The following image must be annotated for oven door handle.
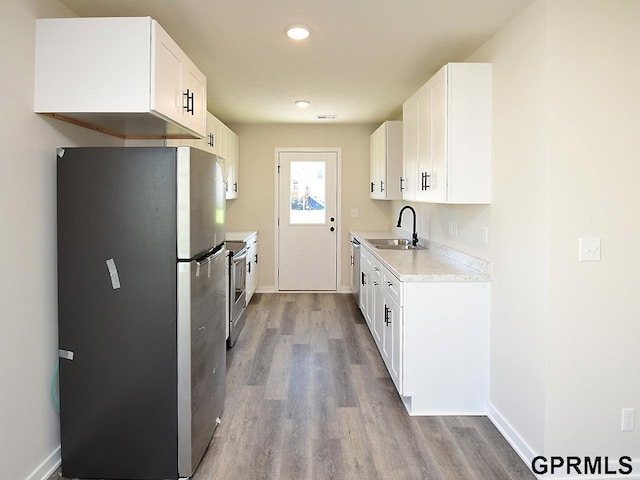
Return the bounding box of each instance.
[232,251,248,264]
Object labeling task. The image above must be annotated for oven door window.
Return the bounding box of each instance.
[234,256,246,303]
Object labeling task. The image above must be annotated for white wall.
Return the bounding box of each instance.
[469,0,551,458]
[544,0,640,458]
[395,0,640,469]
[0,1,124,479]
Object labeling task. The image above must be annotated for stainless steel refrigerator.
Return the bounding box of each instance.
[56,146,226,479]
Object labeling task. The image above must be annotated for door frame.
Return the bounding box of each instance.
[274,147,342,292]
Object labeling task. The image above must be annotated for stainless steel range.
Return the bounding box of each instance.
[225,240,247,347]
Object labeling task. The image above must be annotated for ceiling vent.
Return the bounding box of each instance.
[316,114,338,120]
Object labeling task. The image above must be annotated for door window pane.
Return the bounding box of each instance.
[290,161,326,224]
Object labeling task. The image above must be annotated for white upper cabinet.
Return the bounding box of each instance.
[151,21,207,136]
[165,111,240,199]
[370,121,403,200]
[403,63,492,204]
[34,17,207,139]
[223,127,239,199]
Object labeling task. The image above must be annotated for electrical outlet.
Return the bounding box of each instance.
[350,209,359,217]
[622,408,635,431]
[448,221,458,237]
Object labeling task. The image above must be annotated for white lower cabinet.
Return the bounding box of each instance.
[381,269,402,391]
[245,233,258,304]
[359,248,374,330]
[371,263,384,347]
[360,245,489,415]
[362,247,400,387]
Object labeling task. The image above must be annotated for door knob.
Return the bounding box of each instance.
[330,227,335,232]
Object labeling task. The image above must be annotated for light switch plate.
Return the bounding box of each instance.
[579,237,601,262]
[350,209,359,217]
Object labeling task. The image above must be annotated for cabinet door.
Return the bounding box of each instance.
[402,96,418,201]
[246,237,258,303]
[182,62,207,137]
[371,263,384,348]
[225,129,239,199]
[383,294,402,392]
[360,251,374,330]
[414,84,432,202]
[151,22,184,125]
[423,67,447,202]
[385,122,404,200]
[369,124,385,199]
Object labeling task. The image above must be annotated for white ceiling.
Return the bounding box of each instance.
[57,0,532,125]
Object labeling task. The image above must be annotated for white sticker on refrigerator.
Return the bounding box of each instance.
[105,258,121,289]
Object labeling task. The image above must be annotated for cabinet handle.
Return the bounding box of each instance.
[361,272,366,286]
[371,181,375,193]
[350,255,354,266]
[209,133,215,148]
[386,281,393,287]
[373,281,379,286]
[330,227,335,232]
[233,182,238,192]
[384,305,391,326]
[420,172,432,191]
[255,254,258,264]
[400,177,405,191]
[247,261,251,274]
[183,89,195,115]
[380,180,385,192]
[374,266,379,272]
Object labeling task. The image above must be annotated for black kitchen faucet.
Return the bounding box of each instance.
[396,205,418,247]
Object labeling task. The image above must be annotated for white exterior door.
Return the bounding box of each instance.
[277,150,338,291]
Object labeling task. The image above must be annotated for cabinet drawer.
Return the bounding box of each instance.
[382,268,402,305]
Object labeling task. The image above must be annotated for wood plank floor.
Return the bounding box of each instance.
[194,293,535,480]
[51,292,534,480]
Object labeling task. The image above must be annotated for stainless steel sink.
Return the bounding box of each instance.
[376,244,421,250]
[366,238,425,250]
[366,238,412,246]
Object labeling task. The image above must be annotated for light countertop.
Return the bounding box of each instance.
[351,231,490,282]
[226,231,257,242]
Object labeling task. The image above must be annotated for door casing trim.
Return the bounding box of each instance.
[274,147,342,291]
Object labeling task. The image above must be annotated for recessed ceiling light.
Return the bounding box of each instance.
[295,100,311,108]
[286,25,310,41]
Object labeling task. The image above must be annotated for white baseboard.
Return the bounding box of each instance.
[255,286,277,293]
[487,402,640,479]
[26,446,61,480]
[255,286,353,294]
[487,401,537,470]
